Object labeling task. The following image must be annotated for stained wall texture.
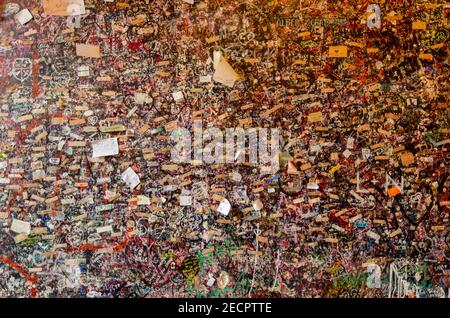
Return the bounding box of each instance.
[0,0,449,298]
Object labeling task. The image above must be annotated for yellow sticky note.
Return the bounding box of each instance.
[367,48,379,54]
[329,46,348,58]
[308,111,323,123]
[298,31,311,38]
[347,41,364,49]
[116,2,130,8]
[412,21,427,30]
[329,164,341,175]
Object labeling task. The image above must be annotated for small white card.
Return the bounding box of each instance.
[121,167,140,189]
[77,65,90,77]
[180,195,192,206]
[11,219,31,235]
[137,195,151,205]
[135,92,147,105]
[15,9,33,25]
[92,138,119,158]
[199,75,212,83]
[217,198,231,216]
[172,91,184,102]
[96,225,112,234]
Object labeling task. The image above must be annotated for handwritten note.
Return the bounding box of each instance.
[76,44,101,58]
[43,0,86,16]
[121,167,140,189]
[92,138,119,158]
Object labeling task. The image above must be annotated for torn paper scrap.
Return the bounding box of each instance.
[213,54,240,88]
[92,138,119,158]
[11,219,31,235]
[121,167,140,189]
[43,0,86,16]
[76,44,101,58]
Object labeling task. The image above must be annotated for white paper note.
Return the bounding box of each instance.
[92,138,119,158]
[96,225,112,234]
[172,91,184,102]
[15,9,33,25]
[135,92,147,105]
[11,219,31,235]
[137,195,151,205]
[217,198,231,216]
[180,195,192,206]
[77,65,90,77]
[199,75,212,83]
[121,167,140,189]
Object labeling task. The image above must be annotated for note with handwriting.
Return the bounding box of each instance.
[43,0,86,16]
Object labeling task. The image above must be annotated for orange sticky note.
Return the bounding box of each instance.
[424,3,439,9]
[347,41,364,49]
[76,44,101,58]
[401,151,415,166]
[412,21,427,30]
[431,42,444,49]
[298,31,311,38]
[387,187,401,197]
[367,48,379,54]
[419,53,433,61]
[329,46,348,58]
[385,15,402,22]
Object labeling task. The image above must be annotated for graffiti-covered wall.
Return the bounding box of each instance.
[0,0,449,298]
